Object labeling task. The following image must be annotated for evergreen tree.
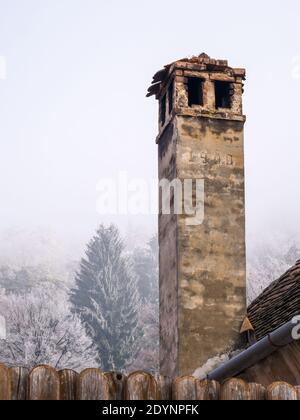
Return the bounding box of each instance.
[132,234,159,304]
[130,235,159,372]
[71,225,142,371]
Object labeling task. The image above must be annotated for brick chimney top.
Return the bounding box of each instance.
[146,54,245,99]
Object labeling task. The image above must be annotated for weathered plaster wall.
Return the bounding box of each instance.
[158,121,179,378]
[176,116,246,374]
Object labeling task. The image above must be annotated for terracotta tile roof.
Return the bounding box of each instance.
[247,260,300,341]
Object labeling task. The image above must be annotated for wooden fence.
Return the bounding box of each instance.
[0,364,300,400]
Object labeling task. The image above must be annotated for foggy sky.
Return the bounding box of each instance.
[0,0,300,258]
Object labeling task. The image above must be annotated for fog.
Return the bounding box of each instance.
[0,0,300,260]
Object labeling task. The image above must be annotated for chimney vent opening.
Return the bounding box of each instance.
[168,81,174,113]
[215,81,233,109]
[160,94,166,125]
[188,77,204,107]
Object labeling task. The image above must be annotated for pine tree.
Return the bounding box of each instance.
[130,235,159,372]
[132,234,159,304]
[71,225,142,371]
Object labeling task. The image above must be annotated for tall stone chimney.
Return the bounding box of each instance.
[147,54,247,377]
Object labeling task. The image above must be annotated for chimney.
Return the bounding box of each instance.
[147,54,247,377]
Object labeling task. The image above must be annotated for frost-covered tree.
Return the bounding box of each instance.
[247,239,300,303]
[132,235,159,304]
[0,286,97,370]
[128,302,159,373]
[71,225,142,371]
[0,261,78,295]
[130,235,159,372]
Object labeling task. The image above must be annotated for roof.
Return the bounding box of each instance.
[208,261,300,383]
[247,260,300,341]
[146,53,245,99]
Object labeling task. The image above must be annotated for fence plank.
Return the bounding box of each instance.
[221,379,250,401]
[172,376,197,400]
[156,375,172,400]
[78,369,110,400]
[196,379,220,401]
[295,386,300,400]
[104,372,127,400]
[28,365,60,400]
[248,383,266,400]
[2,363,300,401]
[59,369,78,401]
[0,364,11,400]
[267,382,297,401]
[126,372,158,400]
[10,367,29,400]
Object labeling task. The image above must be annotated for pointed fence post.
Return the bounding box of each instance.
[77,369,111,400]
[10,367,29,400]
[248,383,266,400]
[172,376,197,400]
[196,379,220,400]
[156,375,172,400]
[28,366,60,400]
[59,369,78,401]
[267,382,297,401]
[104,372,127,400]
[0,364,11,400]
[126,372,158,400]
[221,379,250,401]
[295,386,300,400]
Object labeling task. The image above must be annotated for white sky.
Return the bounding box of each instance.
[0,0,300,256]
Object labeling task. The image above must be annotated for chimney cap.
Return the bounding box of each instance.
[146,54,245,99]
